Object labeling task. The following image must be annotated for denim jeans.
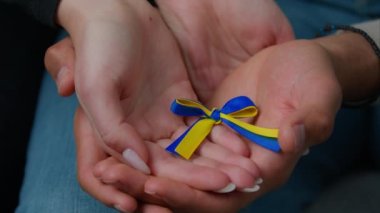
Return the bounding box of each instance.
[16,1,380,212]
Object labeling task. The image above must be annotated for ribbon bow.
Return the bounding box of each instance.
[166,96,280,159]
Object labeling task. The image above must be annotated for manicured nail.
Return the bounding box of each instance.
[114,204,130,213]
[56,66,68,87]
[256,178,264,185]
[122,149,151,175]
[214,183,236,193]
[240,184,260,193]
[294,124,306,151]
[302,148,310,156]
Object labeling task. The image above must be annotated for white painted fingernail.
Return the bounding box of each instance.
[256,178,264,185]
[214,183,236,193]
[122,149,151,175]
[56,66,68,88]
[302,148,310,156]
[240,184,260,193]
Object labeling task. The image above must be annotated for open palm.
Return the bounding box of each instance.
[210,40,343,193]
[156,0,294,101]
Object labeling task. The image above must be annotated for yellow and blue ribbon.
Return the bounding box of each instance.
[166,96,280,159]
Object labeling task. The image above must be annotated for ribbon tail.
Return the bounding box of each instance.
[166,122,194,156]
[167,118,215,159]
[223,119,281,152]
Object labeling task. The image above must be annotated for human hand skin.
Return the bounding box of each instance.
[45,0,379,211]
[85,37,340,212]
[89,38,341,212]
[49,3,264,208]
[47,0,293,179]
[45,27,263,213]
[155,0,294,101]
[71,31,380,213]
[74,106,262,213]
[205,31,380,196]
[55,0,180,169]
[49,0,294,101]
[52,0,250,179]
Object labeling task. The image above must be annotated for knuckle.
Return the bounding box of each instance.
[313,112,334,144]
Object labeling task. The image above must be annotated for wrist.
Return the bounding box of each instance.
[57,0,132,34]
[314,32,380,105]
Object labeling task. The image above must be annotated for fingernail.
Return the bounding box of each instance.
[294,124,305,151]
[302,148,310,156]
[214,183,236,193]
[240,184,260,193]
[56,66,68,86]
[114,204,130,213]
[122,149,151,175]
[256,178,264,185]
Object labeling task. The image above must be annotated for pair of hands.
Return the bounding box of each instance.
[46,0,343,212]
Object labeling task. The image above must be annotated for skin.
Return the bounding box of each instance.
[46,0,295,211]
[48,0,270,211]
[47,0,380,212]
[75,31,380,212]
[156,0,294,101]
[54,0,260,183]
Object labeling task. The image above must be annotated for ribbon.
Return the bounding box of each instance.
[166,96,280,159]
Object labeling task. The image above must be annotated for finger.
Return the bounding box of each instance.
[95,159,164,205]
[208,125,250,157]
[74,107,138,212]
[147,140,233,192]
[166,125,259,190]
[190,154,257,191]
[44,36,75,96]
[76,73,150,174]
[144,177,248,213]
[196,138,261,178]
[279,108,335,153]
[93,157,119,178]
[137,204,173,213]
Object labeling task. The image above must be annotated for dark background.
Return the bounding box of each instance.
[0,2,57,212]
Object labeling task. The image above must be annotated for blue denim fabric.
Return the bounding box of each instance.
[16,75,117,212]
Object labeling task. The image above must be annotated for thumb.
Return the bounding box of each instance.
[44,36,75,96]
[76,74,150,174]
[279,108,335,154]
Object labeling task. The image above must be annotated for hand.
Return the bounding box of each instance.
[209,39,342,193]
[74,107,261,212]
[48,0,294,165]
[49,0,294,102]
[156,0,294,101]
[54,0,187,167]
[120,39,343,213]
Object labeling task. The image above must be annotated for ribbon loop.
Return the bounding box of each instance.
[166,96,280,159]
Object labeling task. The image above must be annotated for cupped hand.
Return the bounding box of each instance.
[210,39,342,192]
[49,1,262,210]
[55,0,193,167]
[74,105,261,212]
[132,39,343,212]
[156,0,294,101]
[48,0,294,165]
